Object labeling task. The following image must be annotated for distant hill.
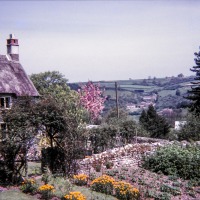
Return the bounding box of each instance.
[68,75,194,118]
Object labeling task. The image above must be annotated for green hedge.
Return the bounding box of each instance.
[142,144,200,180]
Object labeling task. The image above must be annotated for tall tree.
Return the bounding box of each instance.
[30,71,87,175]
[139,105,170,138]
[187,48,200,115]
[177,113,200,141]
[104,107,129,125]
[30,71,69,96]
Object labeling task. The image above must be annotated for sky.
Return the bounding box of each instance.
[0,0,200,83]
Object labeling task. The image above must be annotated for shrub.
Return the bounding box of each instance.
[106,169,118,177]
[49,176,72,198]
[121,166,129,171]
[142,144,200,180]
[114,181,140,200]
[73,174,88,186]
[177,113,200,141]
[160,184,181,196]
[118,174,126,180]
[157,192,171,200]
[20,178,37,194]
[105,161,114,169]
[38,184,55,200]
[89,172,96,181]
[41,147,66,174]
[91,175,115,195]
[95,164,101,172]
[42,169,53,184]
[63,191,86,200]
[187,178,200,187]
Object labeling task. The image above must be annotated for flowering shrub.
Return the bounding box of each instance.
[114,181,140,200]
[91,175,115,195]
[20,178,37,194]
[63,191,86,200]
[38,184,55,199]
[73,174,88,186]
[78,81,106,121]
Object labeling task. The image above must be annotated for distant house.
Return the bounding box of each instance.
[0,34,39,130]
[126,104,141,112]
[175,121,186,130]
[142,94,157,102]
[126,102,155,113]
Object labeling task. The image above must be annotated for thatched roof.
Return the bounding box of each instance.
[0,55,39,96]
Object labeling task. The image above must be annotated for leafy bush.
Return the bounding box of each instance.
[95,164,101,172]
[63,191,86,200]
[42,170,53,184]
[172,181,182,187]
[20,178,38,194]
[105,161,114,169]
[160,184,181,196]
[114,181,140,200]
[41,147,66,174]
[38,184,55,199]
[89,172,96,181]
[177,113,200,141]
[73,174,88,186]
[106,169,118,177]
[49,176,72,198]
[91,175,115,195]
[157,192,172,200]
[118,173,126,180]
[142,144,200,180]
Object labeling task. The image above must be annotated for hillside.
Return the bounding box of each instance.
[69,75,194,123]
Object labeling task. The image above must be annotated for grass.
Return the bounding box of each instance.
[120,85,154,89]
[0,190,37,200]
[158,90,176,97]
[72,185,117,200]
[28,162,41,176]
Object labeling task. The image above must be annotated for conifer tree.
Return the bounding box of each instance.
[187,48,200,115]
[139,109,148,129]
[139,105,170,138]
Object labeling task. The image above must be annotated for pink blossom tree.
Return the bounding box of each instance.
[78,81,106,123]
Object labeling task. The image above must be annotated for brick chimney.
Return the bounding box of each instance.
[7,34,19,61]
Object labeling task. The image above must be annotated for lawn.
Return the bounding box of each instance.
[0,190,37,200]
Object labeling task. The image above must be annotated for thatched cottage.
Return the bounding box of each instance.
[0,34,39,129]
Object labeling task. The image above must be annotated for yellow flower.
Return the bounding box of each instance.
[38,184,54,191]
[73,174,88,186]
[21,178,36,186]
[114,181,139,200]
[64,191,86,200]
[91,175,115,195]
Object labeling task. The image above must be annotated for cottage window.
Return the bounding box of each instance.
[0,97,11,108]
